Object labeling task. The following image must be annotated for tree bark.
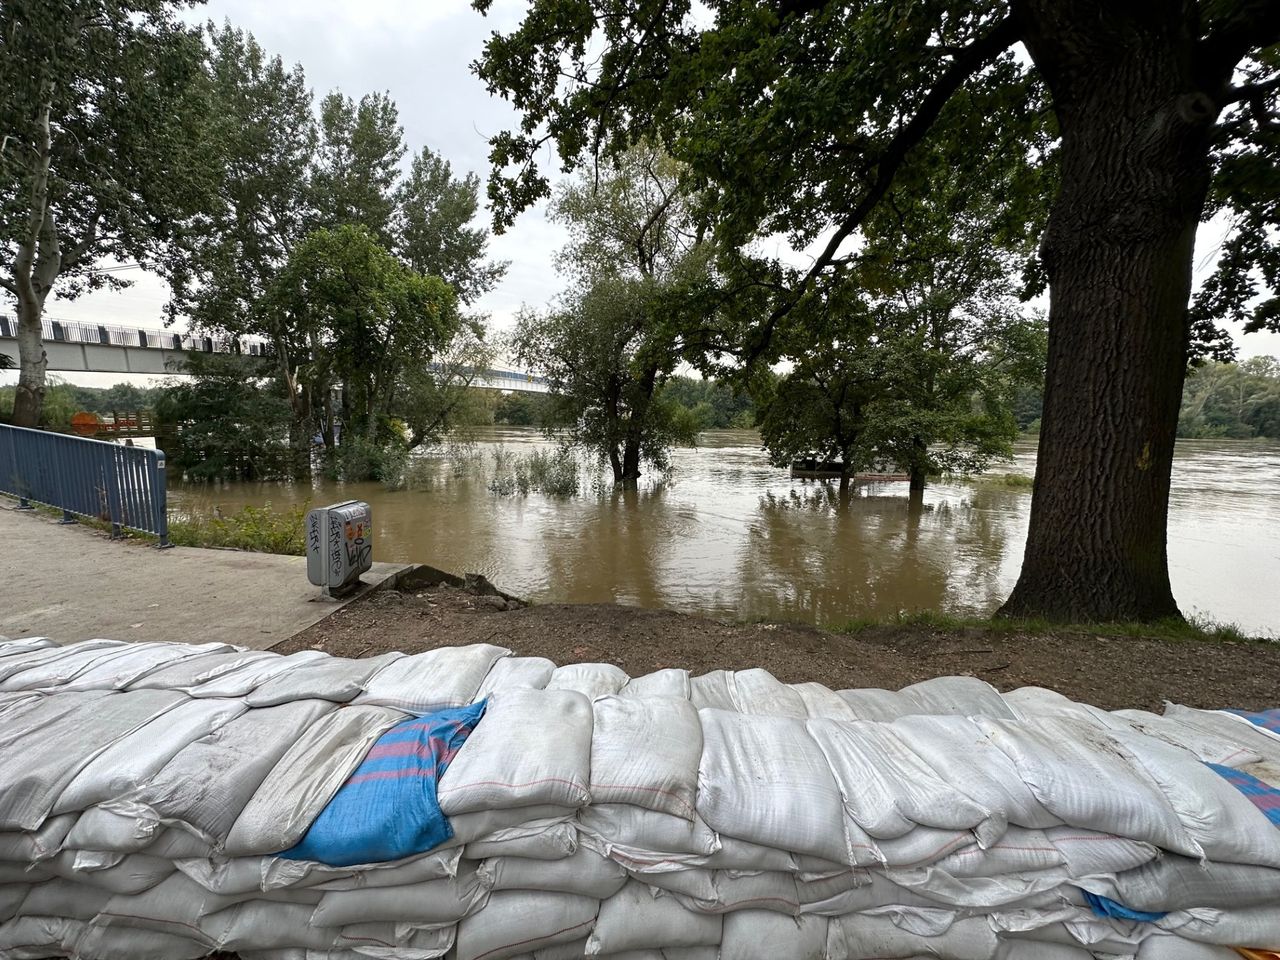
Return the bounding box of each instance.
[621,436,642,484]
[1000,2,1220,621]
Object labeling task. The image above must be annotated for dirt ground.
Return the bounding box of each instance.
[279,582,1280,712]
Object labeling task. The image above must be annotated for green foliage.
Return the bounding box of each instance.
[0,377,83,429]
[1178,357,1280,439]
[169,502,308,555]
[155,353,293,481]
[311,91,404,243]
[658,376,756,430]
[513,143,712,483]
[268,224,462,446]
[493,392,551,427]
[488,445,581,498]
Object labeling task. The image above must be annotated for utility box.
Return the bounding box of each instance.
[306,500,373,598]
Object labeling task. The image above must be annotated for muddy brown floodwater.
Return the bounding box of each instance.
[175,429,1280,637]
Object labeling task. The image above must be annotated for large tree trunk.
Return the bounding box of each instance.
[10,300,47,428]
[621,436,642,483]
[1000,2,1218,621]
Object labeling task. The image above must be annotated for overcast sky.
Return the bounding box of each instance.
[11,0,1280,386]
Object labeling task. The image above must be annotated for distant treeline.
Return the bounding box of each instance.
[491,376,756,431]
[0,381,163,428]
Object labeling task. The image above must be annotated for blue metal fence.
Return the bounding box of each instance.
[0,423,170,546]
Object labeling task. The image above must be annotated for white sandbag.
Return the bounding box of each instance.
[482,847,627,899]
[0,640,127,689]
[590,696,702,819]
[1156,904,1280,947]
[0,886,29,923]
[1135,935,1241,959]
[1045,825,1158,877]
[224,704,406,856]
[0,688,186,830]
[835,687,916,721]
[18,885,112,921]
[44,850,174,894]
[547,662,630,700]
[882,863,1069,910]
[701,835,799,873]
[337,924,454,960]
[671,868,804,916]
[145,828,215,860]
[900,676,1017,719]
[585,881,721,954]
[466,820,578,860]
[719,910,827,960]
[0,690,115,751]
[931,827,1063,878]
[186,847,460,895]
[1106,725,1280,867]
[67,923,213,960]
[438,687,593,814]
[697,708,850,863]
[54,696,248,815]
[109,698,336,844]
[57,642,229,692]
[474,656,557,700]
[1087,855,1280,911]
[728,668,807,718]
[888,715,1059,830]
[1112,708,1265,766]
[973,716,1201,856]
[620,668,691,700]
[689,671,736,712]
[206,901,360,952]
[789,682,858,721]
[0,813,75,862]
[0,637,55,658]
[577,804,720,872]
[0,864,51,883]
[244,652,403,707]
[799,872,951,917]
[446,805,578,847]
[1164,704,1280,761]
[825,912,998,960]
[125,648,268,690]
[64,806,161,852]
[807,717,997,841]
[187,650,328,698]
[310,865,489,926]
[454,891,599,960]
[354,644,511,714]
[0,915,72,960]
[872,826,977,869]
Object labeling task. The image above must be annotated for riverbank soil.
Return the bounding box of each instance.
[279,583,1280,712]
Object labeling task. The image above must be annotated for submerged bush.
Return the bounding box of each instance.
[489,445,580,497]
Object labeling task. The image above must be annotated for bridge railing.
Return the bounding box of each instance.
[0,314,271,357]
[0,423,169,546]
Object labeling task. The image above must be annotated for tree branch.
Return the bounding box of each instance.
[1199,0,1280,88]
[744,13,1021,364]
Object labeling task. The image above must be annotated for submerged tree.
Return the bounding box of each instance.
[513,144,710,483]
[0,0,214,428]
[472,0,1280,621]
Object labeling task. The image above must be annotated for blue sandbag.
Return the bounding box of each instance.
[1081,889,1167,923]
[279,700,487,866]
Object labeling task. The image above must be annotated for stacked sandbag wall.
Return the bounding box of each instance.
[0,636,1278,960]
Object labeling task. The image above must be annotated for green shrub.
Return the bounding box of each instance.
[169,502,308,555]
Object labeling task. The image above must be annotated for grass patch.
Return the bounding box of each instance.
[839,609,1258,643]
[168,502,308,555]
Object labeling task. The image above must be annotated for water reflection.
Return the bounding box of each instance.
[172,428,1280,636]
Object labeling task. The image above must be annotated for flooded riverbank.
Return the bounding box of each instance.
[173,429,1280,636]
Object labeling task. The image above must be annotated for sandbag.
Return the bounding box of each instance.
[825,912,999,959]
[0,814,75,862]
[57,643,228,692]
[0,640,127,689]
[243,652,403,707]
[719,910,827,960]
[438,687,593,814]
[689,671,737,712]
[54,696,248,815]
[577,804,720,872]
[789,682,858,721]
[900,676,1017,719]
[697,709,849,863]
[470,657,554,702]
[224,704,406,857]
[282,702,486,866]
[466,820,578,861]
[187,650,329,698]
[354,644,511,714]
[620,668,691,701]
[0,688,186,830]
[447,805,579,847]
[125,649,274,690]
[454,891,599,960]
[547,662,629,700]
[109,698,335,844]
[727,669,807,718]
[585,880,721,954]
[482,847,627,899]
[835,687,916,721]
[589,696,702,819]
[309,865,489,926]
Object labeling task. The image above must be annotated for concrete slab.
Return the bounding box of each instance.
[0,504,411,649]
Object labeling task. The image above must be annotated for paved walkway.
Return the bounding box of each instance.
[0,504,410,649]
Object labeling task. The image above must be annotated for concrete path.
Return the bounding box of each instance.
[0,504,410,649]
